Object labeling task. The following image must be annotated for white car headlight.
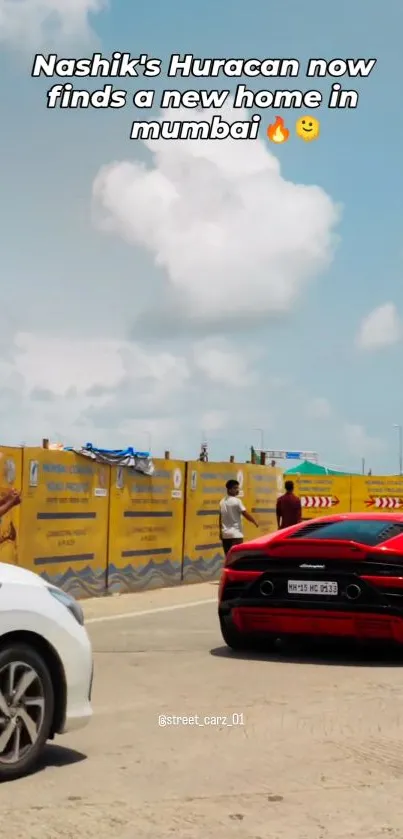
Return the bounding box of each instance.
[47,586,84,625]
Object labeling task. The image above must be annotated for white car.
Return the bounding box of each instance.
[0,562,93,782]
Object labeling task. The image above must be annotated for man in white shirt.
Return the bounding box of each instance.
[219,478,259,556]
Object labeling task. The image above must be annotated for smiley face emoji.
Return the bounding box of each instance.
[295,115,320,141]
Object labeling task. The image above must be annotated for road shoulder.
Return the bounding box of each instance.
[82,581,218,622]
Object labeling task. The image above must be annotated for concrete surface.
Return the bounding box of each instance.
[2,582,403,837]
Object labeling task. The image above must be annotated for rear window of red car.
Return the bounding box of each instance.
[290,519,403,546]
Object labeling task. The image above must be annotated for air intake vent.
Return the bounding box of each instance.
[289,519,403,546]
[377,523,403,542]
[290,521,332,538]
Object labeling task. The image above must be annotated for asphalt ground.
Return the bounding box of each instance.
[2,582,403,838]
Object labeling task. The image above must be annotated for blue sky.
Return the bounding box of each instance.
[0,0,402,472]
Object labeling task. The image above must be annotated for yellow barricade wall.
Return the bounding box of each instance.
[183,462,242,582]
[108,459,185,593]
[19,448,110,599]
[183,462,280,582]
[246,464,282,535]
[351,475,403,512]
[0,447,23,566]
[16,450,403,599]
[289,474,352,519]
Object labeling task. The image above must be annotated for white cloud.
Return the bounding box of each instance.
[305,397,332,420]
[343,423,385,457]
[0,0,104,46]
[200,410,228,434]
[93,98,340,325]
[356,302,401,351]
[14,332,125,394]
[0,332,189,448]
[192,338,258,387]
[13,332,190,398]
[108,417,178,456]
[2,331,259,454]
[1,328,391,468]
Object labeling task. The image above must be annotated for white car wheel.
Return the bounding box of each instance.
[0,644,54,781]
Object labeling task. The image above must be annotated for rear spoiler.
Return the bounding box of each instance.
[267,538,366,550]
[225,538,370,566]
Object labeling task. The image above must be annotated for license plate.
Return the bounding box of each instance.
[287,580,338,595]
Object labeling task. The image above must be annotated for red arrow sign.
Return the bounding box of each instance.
[365,496,403,509]
[301,495,339,509]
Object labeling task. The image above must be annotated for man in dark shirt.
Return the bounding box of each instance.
[276,480,302,529]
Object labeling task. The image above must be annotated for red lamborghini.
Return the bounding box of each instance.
[218,513,403,650]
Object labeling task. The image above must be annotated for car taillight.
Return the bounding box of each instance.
[360,575,403,590]
[225,549,251,567]
[218,567,262,602]
[218,568,228,601]
[224,550,234,567]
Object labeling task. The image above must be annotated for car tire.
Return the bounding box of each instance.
[0,643,54,782]
[219,615,255,650]
[219,615,277,652]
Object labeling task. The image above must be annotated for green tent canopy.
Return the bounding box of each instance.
[284,460,351,476]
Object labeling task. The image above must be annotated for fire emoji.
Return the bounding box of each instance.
[267,116,289,144]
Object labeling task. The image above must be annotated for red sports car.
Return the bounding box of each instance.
[218,513,403,650]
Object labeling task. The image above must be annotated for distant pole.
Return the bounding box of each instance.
[361,457,365,475]
[253,428,264,452]
[393,425,402,475]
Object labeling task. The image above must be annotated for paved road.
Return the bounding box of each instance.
[3,582,403,838]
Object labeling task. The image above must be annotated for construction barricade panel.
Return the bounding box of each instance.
[19,448,109,599]
[183,461,250,582]
[351,475,403,512]
[107,460,185,593]
[290,475,352,519]
[0,447,23,566]
[246,465,282,536]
